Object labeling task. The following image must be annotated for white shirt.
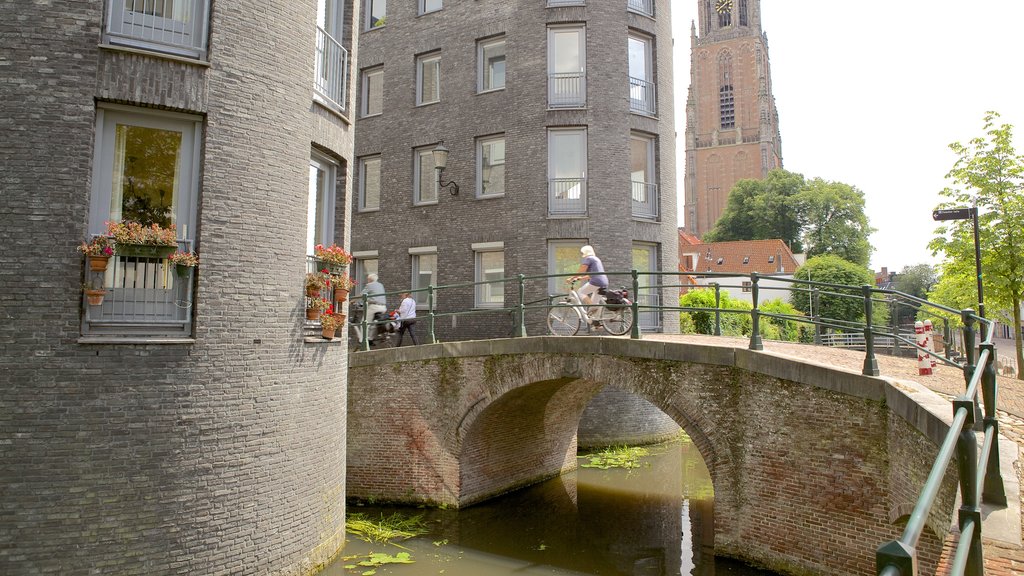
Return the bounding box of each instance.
[397,297,417,320]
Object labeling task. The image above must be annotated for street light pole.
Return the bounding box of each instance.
[932,207,985,318]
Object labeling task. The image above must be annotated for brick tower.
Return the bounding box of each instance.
[683,0,783,238]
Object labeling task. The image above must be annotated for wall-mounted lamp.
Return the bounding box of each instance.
[432,141,460,196]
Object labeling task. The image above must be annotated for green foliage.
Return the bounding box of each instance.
[703,169,805,251]
[678,287,751,336]
[758,298,809,342]
[346,513,428,544]
[891,264,939,327]
[795,178,875,266]
[790,255,875,328]
[344,552,414,575]
[578,445,650,469]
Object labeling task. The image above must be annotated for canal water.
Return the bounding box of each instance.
[323,437,778,576]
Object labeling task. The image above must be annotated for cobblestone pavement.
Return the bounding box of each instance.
[647,335,1024,575]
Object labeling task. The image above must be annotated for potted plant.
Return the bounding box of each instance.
[77,236,115,272]
[319,307,346,339]
[305,270,331,297]
[83,282,107,306]
[332,273,356,303]
[314,243,352,274]
[169,250,199,278]
[306,296,330,321]
[106,220,178,258]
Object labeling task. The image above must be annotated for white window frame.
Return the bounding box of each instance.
[365,0,386,29]
[308,152,338,256]
[547,127,587,215]
[409,246,438,307]
[353,251,379,293]
[413,146,439,205]
[547,25,586,109]
[476,134,506,198]
[632,242,661,331]
[419,0,442,15]
[477,36,506,93]
[473,242,505,308]
[361,67,383,117]
[104,0,210,59]
[358,156,381,211]
[416,52,441,106]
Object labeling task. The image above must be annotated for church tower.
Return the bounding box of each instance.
[683,0,783,238]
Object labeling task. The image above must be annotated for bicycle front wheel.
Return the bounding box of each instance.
[603,306,634,336]
[547,303,581,336]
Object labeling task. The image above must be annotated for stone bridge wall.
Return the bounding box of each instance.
[348,337,962,575]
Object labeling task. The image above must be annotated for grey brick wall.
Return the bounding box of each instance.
[0,0,357,573]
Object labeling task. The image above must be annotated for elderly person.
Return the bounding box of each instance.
[361,273,387,341]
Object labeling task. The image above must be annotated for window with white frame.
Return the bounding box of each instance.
[477,135,505,198]
[104,0,210,59]
[628,34,656,116]
[353,252,379,293]
[366,0,385,29]
[414,146,439,204]
[416,52,441,106]
[85,104,201,337]
[308,152,337,255]
[361,67,383,117]
[547,128,587,214]
[473,243,505,307]
[630,132,658,219]
[632,242,661,330]
[478,37,506,92]
[547,240,586,294]
[419,0,441,14]
[358,156,381,211]
[315,0,349,109]
[410,247,437,306]
[547,26,586,108]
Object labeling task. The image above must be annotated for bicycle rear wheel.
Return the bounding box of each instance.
[603,307,633,336]
[547,303,581,336]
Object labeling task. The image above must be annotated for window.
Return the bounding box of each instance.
[308,153,338,256]
[742,281,752,293]
[718,52,734,129]
[742,256,749,264]
[85,104,201,337]
[718,4,731,27]
[414,147,438,204]
[366,0,385,29]
[630,133,657,219]
[477,135,506,197]
[361,67,383,117]
[410,247,438,306]
[627,0,653,17]
[548,128,587,215]
[739,0,748,26]
[358,156,381,211]
[419,0,441,14]
[768,255,775,263]
[104,0,210,59]
[473,243,505,308]
[315,0,349,109]
[633,243,661,331]
[353,253,379,293]
[628,34,655,115]
[416,52,441,106]
[548,240,586,295]
[478,37,506,92]
[547,26,586,108]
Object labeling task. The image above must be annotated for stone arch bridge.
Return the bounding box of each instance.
[346,336,1013,575]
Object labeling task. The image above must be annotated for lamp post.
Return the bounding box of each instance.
[932,206,984,318]
[432,141,459,196]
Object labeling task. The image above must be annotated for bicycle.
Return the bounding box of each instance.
[547,279,633,336]
[349,301,398,350]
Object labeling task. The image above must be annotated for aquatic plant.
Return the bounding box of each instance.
[578,445,650,469]
[345,513,428,544]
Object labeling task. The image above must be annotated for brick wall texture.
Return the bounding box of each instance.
[0,0,357,574]
[347,340,958,575]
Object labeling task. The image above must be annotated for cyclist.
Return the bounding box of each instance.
[569,245,608,322]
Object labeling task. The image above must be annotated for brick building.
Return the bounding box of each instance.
[682,0,783,238]
[350,0,680,337]
[1,1,357,573]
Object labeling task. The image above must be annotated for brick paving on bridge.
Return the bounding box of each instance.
[647,334,1024,575]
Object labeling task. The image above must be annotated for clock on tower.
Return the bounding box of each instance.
[715,0,733,14]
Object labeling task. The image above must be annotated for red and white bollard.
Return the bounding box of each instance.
[923,319,937,369]
[916,321,932,376]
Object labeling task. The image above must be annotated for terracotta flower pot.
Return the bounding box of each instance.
[333,287,349,303]
[306,308,322,321]
[321,327,337,340]
[84,289,106,306]
[89,255,110,272]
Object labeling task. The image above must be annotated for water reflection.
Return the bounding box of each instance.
[324,439,777,575]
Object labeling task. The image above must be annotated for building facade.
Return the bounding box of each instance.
[351,0,679,338]
[1,0,358,573]
[682,0,783,238]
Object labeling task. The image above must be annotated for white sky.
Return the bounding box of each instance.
[672,0,1024,273]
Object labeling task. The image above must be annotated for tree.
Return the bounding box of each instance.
[795,178,875,266]
[929,112,1024,379]
[703,169,805,251]
[790,255,879,329]
[891,264,939,328]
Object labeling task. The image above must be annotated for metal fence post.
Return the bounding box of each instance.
[862,285,879,376]
[712,282,722,336]
[748,272,763,350]
[980,341,1007,505]
[890,295,900,356]
[359,292,370,351]
[962,310,982,430]
[630,269,641,340]
[515,274,527,338]
[427,285,437,344]
[812,288,822,345]
[954,418,984,576]
[943,319,952,360]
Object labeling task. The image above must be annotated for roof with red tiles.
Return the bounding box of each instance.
[679,238,801,275]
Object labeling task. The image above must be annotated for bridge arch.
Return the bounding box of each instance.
[347,337,961,574]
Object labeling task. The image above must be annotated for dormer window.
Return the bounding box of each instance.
[768,255,775,263]
[716,257,724,265]
[742,256,749,264]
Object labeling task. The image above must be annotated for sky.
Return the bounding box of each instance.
[671,1,1024,273]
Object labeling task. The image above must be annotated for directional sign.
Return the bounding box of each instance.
[932,208,974,221]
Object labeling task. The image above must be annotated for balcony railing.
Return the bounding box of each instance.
[627,0,654,17]
[546,0,585,5]
[631,181,659,219]
[315,26,349,111]
[548,73,586,108]
[629,76,656,116]
[105,0,210,59]
[548,178,587,215]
